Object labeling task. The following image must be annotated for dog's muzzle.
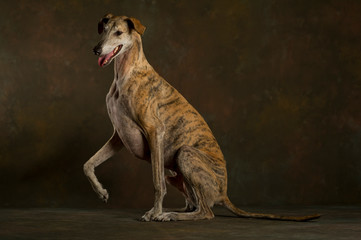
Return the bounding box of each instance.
[95,44,123,67]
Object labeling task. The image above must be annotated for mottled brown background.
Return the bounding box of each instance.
[0,0,360,208]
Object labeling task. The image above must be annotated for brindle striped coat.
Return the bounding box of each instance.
[83,14,320,222]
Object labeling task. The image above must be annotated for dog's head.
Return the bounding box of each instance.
[93,14,146,67]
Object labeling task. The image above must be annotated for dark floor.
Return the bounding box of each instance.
[0,206,360,240]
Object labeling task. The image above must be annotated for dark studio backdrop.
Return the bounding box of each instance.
[0,0,360,209]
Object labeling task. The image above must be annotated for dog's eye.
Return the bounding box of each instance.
[115,31,123,36]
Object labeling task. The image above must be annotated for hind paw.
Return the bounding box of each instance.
[153,213,176,222]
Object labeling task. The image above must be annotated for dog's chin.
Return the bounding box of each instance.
[98,44,123,67]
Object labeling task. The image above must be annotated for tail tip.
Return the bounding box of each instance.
[299,214,322,222]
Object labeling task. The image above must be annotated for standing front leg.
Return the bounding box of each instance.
[140,123,166,221]
[83,131,123,202]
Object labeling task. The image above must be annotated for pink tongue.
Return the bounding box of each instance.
[97,51,114,67]
[97,56,105,67]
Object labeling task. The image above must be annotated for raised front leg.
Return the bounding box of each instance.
[83,131,123,202]
[140,124,166,221]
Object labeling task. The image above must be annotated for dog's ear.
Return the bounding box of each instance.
[126,17,146,36]
[98,13,114,34]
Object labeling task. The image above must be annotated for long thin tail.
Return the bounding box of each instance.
[222,198,321,222]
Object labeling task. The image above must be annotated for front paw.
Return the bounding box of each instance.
[97,188,109,203]
[140,208,163,222]
[140,208,154,222]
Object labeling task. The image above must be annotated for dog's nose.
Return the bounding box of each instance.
[93,46,102,56]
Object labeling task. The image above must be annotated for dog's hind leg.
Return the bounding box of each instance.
[165,172,196,212]
[154,146,220,221]
[83,131,123,202]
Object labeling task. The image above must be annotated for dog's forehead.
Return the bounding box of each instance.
[109,16,129,32]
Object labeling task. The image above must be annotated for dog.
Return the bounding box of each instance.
[83,13,321,222]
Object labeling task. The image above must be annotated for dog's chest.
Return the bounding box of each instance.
[106,81,149,160]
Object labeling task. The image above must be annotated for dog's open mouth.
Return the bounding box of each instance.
[98,44,123,67]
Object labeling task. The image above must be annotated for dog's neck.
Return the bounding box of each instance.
[114,34,149,83]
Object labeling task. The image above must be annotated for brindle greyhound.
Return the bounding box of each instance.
[83,13,321,222]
